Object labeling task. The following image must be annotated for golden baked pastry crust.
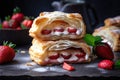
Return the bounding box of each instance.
[104,16,120,27]
[29,39,92,65]
[29,11,86,41]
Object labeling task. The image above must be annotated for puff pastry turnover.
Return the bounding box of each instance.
[29,39,92,65]
[93,16,120,51]
[29,11,86,41]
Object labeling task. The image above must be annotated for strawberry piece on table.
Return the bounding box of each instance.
[62,62,75,71]
[98,60,114,70]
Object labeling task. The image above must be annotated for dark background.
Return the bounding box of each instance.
[0,0,120,27]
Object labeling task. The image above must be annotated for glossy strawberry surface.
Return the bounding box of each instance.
[0,46,15,64]
[94,43,114,60]
[98,59,114,70]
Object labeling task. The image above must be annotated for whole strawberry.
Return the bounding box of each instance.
[2,16,11,28]
[11,7,24,23]
[98,60,114,70]
[95,43,114,60]
[2,16,19,29]
[0,41,16,64]
[21,19,33,28]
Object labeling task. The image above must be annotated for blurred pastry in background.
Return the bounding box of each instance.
[93,16,120,51]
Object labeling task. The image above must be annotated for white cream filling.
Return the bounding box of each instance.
[50,28,82,36]
[102,39,113,48]
[45,53,89,63]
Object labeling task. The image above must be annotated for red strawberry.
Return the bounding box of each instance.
[98,60,114,70]
[2,16,11,29]
[16,26,22,30]
[41,29,52,35]
[2,20,10,28]
[61,51,72,59]
[67,27,77,33]
[48,53,59,60]
[11,7,24,23]
[54,27,64,32]
[94,43,114,60]
[11,13,24,23]
[21,19,33,28]
[9,19,19,29]
[75,53,85,58]
[0,41,16,64]
[62,62,75,71]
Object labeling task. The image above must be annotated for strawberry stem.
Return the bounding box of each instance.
[3,41,16,48]
[5,15,10,21]
[0,24,2,29]
[24,16,34,20]
[13,7,21,14]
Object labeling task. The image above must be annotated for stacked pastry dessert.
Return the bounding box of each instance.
[29,11,92,66]
[93,16,120,52]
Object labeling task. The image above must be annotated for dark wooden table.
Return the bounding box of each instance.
[0,45,120,80]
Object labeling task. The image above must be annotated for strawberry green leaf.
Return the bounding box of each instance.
[83,34,102,46]
[94,36,103,44]
[83,34,96,46]
[21,24,27,29]
[13,7,21,13]
[115,60,120,69]
[3,41,16,48]
[5,15,10,21]
[0,24,2,29]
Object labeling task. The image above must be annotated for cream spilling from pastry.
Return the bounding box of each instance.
[29,11,92,66]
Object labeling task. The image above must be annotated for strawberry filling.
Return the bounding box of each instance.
[41,27,82,36]
[46,48,86,64]
[41,29,52,35]
[67,27,77,34]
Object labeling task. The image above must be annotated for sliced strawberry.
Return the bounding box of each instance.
[67,27,77,33]
[95,43,114,60]
[54,27,64,32]
[75,53,85,58]
[98,60,114,70]
[61,51,72,59]
[41,29,52,35]
[48,52,59,60]
[62,62,75,71]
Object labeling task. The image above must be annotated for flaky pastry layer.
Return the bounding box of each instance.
[29,11,86,41]
[29,39,92,65]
